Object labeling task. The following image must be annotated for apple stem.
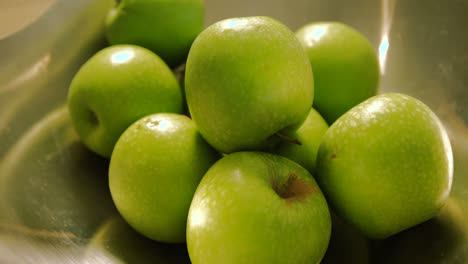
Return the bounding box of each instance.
[275,132,302,145]
[273,173,316,203]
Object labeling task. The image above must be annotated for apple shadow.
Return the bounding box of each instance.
[321,211,371,264]
[84,213,191,264]
[371,197,468,264]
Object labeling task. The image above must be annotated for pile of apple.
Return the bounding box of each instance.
[67,1,453,263]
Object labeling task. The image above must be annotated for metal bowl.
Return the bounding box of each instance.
[1,0,467,263]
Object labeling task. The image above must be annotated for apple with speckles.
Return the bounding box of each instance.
[185,16,314,153]
[105,0,205,67]
[68,45,183,158]
[295,22,379,124]
[109,113,219,243]
[187,152,331,264]
[316,93,453,238]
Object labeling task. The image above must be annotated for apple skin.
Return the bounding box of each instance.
[185,16,314,154]
[109,113,220,243]
[271,107,328,173]
[295,22,379,124]
[187,152,331,264]
[316,93,453,239]
[105,0,204,67]
[68,45,183,158]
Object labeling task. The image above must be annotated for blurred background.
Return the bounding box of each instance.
[0,0,467,263]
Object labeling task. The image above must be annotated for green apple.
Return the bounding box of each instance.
[271,107,328,173]
[185,16,314,153]
[316,93,453,239]
[105,0,205,67]
[68,45,183,158]
[109,113,219,243]
[85,214,191,263]
[187,152,331,264]
[295,22,379,124]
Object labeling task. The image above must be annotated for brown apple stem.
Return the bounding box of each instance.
[275,132,302,145]
[273,173,316,205]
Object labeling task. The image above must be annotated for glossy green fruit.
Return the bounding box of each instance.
[187,152,331,264]
[316,93,453,238]
[186,16,314,153]
[68,45,183,158]
[105,0,205,67]
[109,113,219,243]
[271,108,328,173]
[296,22,379,124]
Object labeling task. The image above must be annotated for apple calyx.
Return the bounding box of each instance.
[274,132,302,145]
[273,173,315,204]
[89,110,99,126]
